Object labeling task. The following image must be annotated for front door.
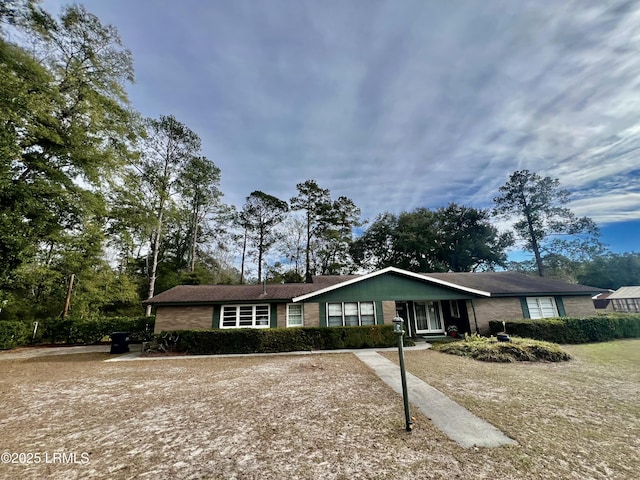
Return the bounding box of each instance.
[395,302,411,336]
[414,301,443,334]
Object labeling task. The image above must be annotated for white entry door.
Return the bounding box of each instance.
[414,301,443,334]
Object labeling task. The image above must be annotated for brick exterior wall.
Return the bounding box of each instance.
[153,295,596,335]
[469,296,599,334]
[468,298,523,334]
[561,296,598,317]
[303,302,320,327]
[277,304,286,328]
[381,301,396,325]
[154,306,214,333]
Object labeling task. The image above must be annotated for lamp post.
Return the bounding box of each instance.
[393,316,413,432]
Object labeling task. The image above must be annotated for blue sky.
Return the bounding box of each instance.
[42,0,639,258]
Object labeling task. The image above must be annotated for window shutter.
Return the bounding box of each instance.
[213,305,220,329]
[555,297,566,317]
[520,297,531,319]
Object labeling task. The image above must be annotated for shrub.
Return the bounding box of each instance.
[433,334,571,362]
[0,316,154,350]
[37,316,155,345]
[37,318,72,344]
[489,313,640,344]
[0,321,31,350]
[163,325,403,355]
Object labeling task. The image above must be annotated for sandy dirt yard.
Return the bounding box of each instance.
[0,343,638,479]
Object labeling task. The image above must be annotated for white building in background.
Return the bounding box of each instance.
[607,286,640,313]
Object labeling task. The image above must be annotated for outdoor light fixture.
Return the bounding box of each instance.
[393,316,413,432]
[393,317,403,334]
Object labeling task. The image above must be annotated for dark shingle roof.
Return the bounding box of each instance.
[144,277,348,305]
[311,275,359,284]
[144,269,605,305]
[421,271,603,296]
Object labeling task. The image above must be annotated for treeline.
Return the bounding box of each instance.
[0,2,637,324]
[0,3,370,320]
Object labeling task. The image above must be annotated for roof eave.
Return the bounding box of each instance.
[491,290,602,297]
[144,298,294,306]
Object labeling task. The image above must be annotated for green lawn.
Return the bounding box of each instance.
[382,339,640,479]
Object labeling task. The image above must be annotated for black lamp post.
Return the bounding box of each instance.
[393,316,413,431]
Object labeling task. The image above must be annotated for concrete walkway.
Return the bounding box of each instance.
[355,350,517,448]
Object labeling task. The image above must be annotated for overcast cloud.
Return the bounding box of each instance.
[41,0,640,246]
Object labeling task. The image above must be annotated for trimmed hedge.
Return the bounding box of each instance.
[0,316,155,349]
[163,325,404,355]
[489,314,640,344]
[38,316,155,344]
[0,321,31,350]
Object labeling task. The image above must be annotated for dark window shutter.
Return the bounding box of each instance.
[520,297,530,318]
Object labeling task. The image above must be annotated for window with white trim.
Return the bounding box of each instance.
[327,302,376,326]
[286,304,304,327]
[221,305,270,328]
[526,297,558,319]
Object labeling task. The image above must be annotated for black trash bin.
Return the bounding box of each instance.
[496,333,510,342]
[110,332,130,354]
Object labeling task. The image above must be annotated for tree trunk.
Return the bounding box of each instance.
[531,237,544,277]
[304,211,312,283]
[62,273,75,318]
[190,208,198,272]
[146,205,164,316]
[240,228,247,285]
[525,211,544,277]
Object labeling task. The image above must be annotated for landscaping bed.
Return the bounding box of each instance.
[432,334,571,362]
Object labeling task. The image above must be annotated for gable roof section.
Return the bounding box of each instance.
[292,268,604,302]
[292,267,492,302]
[608,286,640,299]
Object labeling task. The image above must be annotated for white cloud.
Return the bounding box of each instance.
[569,193,640,224]
[39,0,640,232]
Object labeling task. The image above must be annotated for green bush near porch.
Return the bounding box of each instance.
[164,325,404,355]
[432,334,571,362]
[488,313,640,344]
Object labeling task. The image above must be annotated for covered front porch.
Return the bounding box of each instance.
[394,299,471,338]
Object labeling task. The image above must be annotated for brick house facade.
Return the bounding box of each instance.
[145,267,604,336]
